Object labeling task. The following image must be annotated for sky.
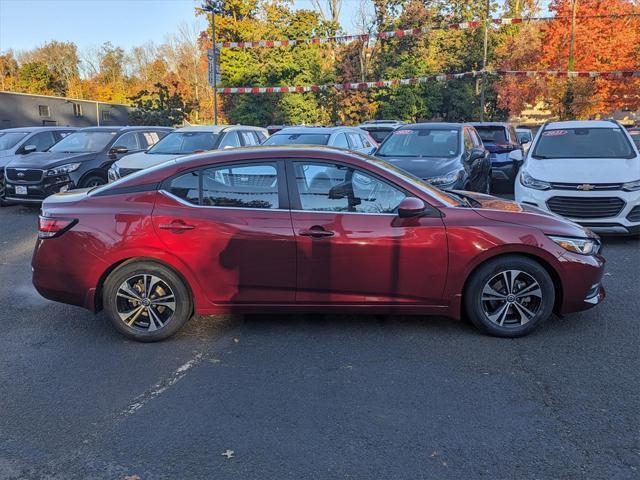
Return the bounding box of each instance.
[0,0,367,54]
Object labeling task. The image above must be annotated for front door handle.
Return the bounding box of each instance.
[299,226,334,238]
[159,220,196,233]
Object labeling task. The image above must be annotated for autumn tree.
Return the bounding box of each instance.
[129,82,196,126]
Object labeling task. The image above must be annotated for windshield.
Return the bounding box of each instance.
[474,126,508,144]
[49,131,116,153]
[516,130,532,143]
[349,152,460,207]
[0,132,28,150]
[532,127,635,159]
[377,128,460,158]
[263,133,330,145]
[149,131,221,155]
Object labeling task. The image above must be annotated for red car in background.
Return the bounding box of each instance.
[32,147,605,341]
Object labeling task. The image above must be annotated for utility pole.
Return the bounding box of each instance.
[568,0,578,71]
[564,0,578,119]
[202,0,224,125]
[479,0,490,121]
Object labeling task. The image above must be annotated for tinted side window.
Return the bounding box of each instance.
[294,161,406,214]
[113,132,140,150]
[360,134,373,148]
[218,131,241,148]
[463,128,474,152]
[167,171,199,205]
[202,163,279,208]
[256,131,267,143]
[27,131,56,151]
[347,132,364,149]
[469,128,482,147]
[240,131,259,146]
[333,133,349,148]
[138,131,161,149]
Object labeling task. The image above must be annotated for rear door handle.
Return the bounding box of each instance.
[299,227,334,238]
[159,220,196,233]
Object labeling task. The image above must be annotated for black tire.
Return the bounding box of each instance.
[80,175,106,188]
[464,255,555,337]
[103,261,193,342]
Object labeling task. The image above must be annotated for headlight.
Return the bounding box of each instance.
[46,163,81,177]
[520,170,551,190]
[548,235,599,255]
[622,179,640,192]
[426,170,463,186]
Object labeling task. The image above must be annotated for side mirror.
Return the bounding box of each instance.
[110,146,129,155]
[397,197,427,218]
[328,182,352,200]
[22,145,37,154]
[468,147,485,162]
[509,149,524,162]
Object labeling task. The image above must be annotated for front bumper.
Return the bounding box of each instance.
[5,175,75,203]
[515,183,640,235]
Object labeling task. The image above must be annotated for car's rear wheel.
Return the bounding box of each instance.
[464,255,555,337]
[103,261,193,342]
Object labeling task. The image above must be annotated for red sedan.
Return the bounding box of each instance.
[32,147,605,341]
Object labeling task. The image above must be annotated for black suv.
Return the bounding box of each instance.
[375,122,491,193]
[4,126,172,203]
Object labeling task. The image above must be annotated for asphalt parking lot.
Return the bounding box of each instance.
[0,202,638,480]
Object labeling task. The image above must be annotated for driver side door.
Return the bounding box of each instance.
[287,159,448,305]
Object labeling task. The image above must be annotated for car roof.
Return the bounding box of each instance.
[273,126,366,134]
[544,120,621,129]
[0,126,79,133]
[398,122,464,130]
[173,125,267,133]
[77,126,174,133]
[468,122,512,128]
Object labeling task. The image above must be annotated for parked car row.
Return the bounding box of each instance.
[3,120,640,237]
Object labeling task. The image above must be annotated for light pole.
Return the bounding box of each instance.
[479,0,490,121]
[202,0,224,125]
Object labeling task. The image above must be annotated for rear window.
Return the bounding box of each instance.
[263,133,330,146]
[377,128,460,158]
[532,127,635,159]
[474,126,508,144]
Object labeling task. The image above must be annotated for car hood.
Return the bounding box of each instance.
[458,191,597,238]
[5,151,97,170]
[115,152,180,170]
[377,155,461,179]
[524,156,640,183]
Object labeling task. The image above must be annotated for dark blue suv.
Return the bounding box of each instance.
[469,122,524,192]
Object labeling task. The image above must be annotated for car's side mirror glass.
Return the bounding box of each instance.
[110,146,128,155]
[22,144,37,154]
[468,148,485,162]
[397,197,427,218]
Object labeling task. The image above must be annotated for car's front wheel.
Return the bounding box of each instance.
[103,261,193,342]
[464,255,555,337]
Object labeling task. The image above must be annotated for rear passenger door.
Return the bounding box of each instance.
[153,160,296,304]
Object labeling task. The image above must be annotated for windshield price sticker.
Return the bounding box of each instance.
[542,130,568,137]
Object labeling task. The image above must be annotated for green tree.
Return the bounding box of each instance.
[15,61,62,94]
[129,82,196,126]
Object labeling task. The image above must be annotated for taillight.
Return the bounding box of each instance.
[38,216,77,239]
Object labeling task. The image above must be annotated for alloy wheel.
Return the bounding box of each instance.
[116,274,176,332]
[480,270,542,327]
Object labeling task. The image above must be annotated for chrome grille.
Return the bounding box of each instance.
[546,196,625,219]
[549,182,623,191]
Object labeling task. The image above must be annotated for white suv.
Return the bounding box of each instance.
[515,120,640,235]
[108,125,268,181]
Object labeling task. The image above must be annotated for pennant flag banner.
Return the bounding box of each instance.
[216,14,640,50]
[217,70,640,94]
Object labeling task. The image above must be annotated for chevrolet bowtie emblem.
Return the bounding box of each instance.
[577,183,595,191]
